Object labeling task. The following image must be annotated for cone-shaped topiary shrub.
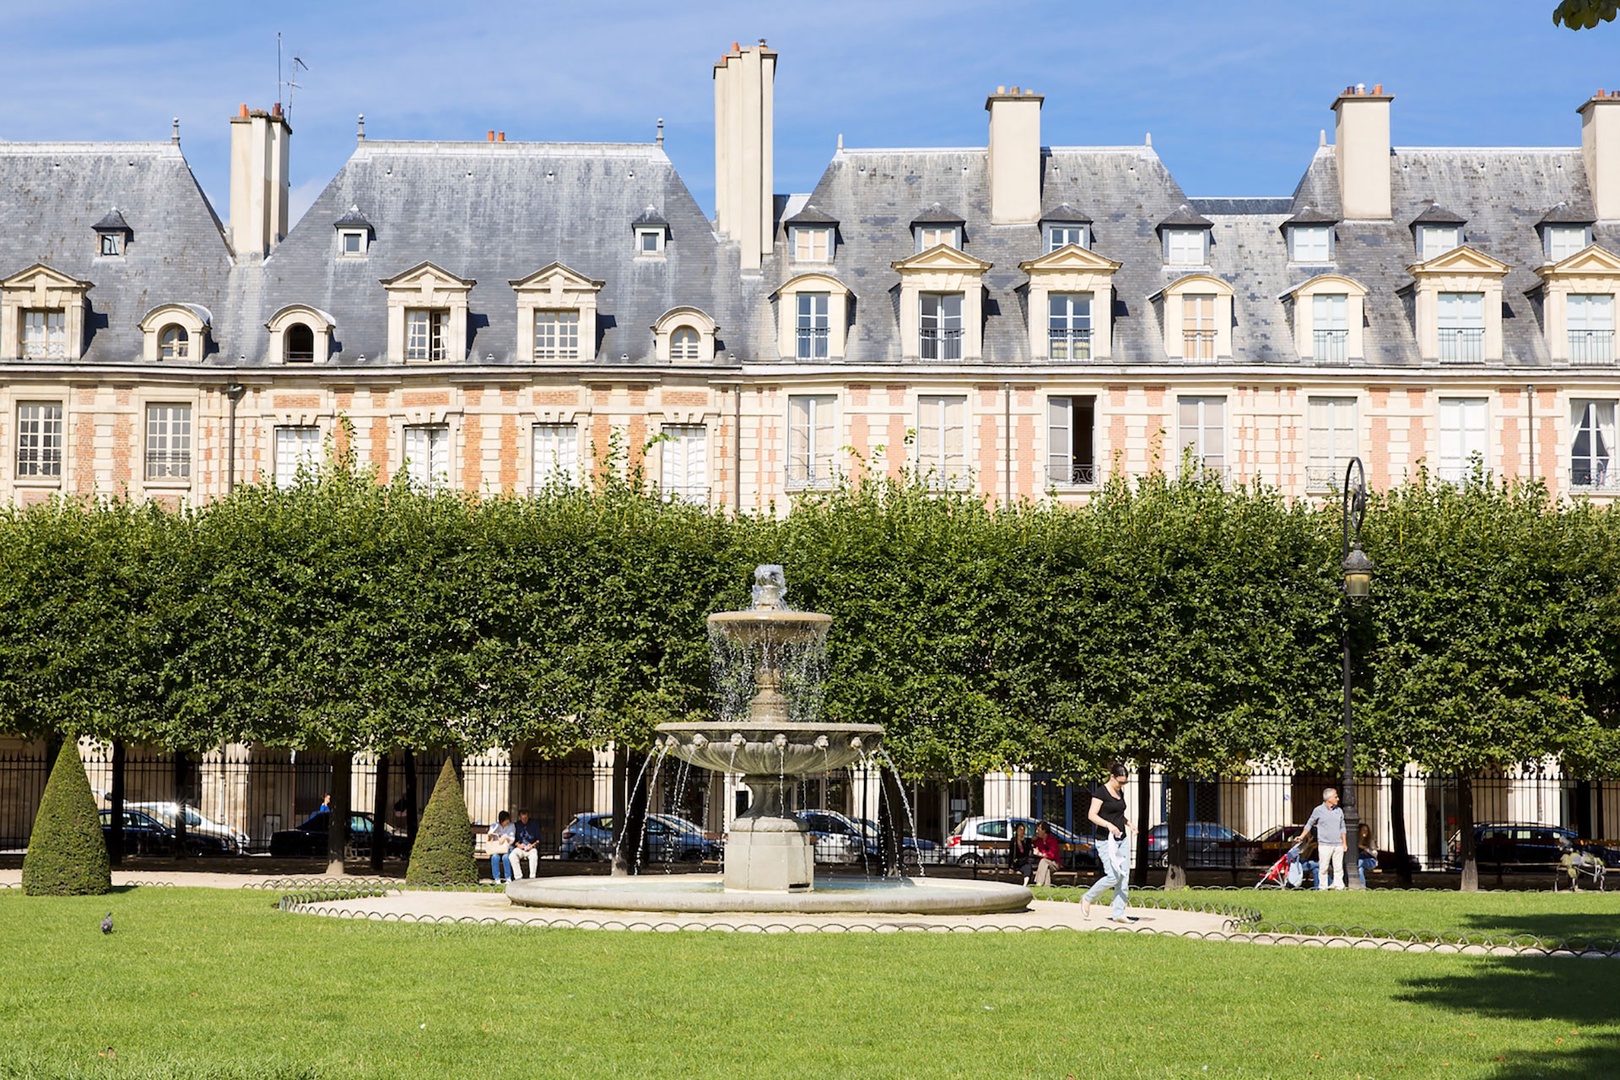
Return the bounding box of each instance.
[405,758,477,886]
[23,740,111,896]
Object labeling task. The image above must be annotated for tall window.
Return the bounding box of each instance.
[1437,292,1485,362]
[1164,229,1206,265]
[659,425,707,502]
[1418,225,1461,260]
[1048,293,1092,360]
[915,395,966,487]
[1290,226,1332,262]
[1306,397,1357,491]
[788,395,836,490]
[145,404,191,481]
[534,310,580,361]
[1177,396,1225,476]
[532,423,580,489]
[1047,396,1096,486]
[919,293,963,360]
[1571,400,1616,489]
[16,402,63,478]
[274,426,321,489]
[1437,397,1488,483]
[1046,225,1087,252]
[404,424,450,492]
[1568,294,1614,364]
[670,327,701,362]
[405,309,449,361]
[158,325,190,361]
[1313,294,1349,361]
[796,293,830,360]
[793,228,831,262]
[22,310,66,359]
[915,226,959,251]
[1546,225,1589,263]
[1183,294,1217,360]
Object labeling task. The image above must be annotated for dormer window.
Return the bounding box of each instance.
[651,307,718,363]
[379,262,474,364]
[1546,225,1591,263]
[137,303,211,364]
[1289,225,1332,263]
[333,206,373,259]
[1417,225,1461,260]
[92,207,130,258]
[1,265,92,362]
[1406,246,1508,364]
[1164,228,1207,265]
[632,207,670,257]
[1046,224,1088,252]
[1041,204,1094,255]
[911,205,965,253]
[159,324,190,361]
[793,227,832,262]
[671,327,700,361]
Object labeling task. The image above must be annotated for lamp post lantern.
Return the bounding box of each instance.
[1341,456,1373,889]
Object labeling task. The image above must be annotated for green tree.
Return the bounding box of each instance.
[22,741,111,896]
[1555,0,1618,28]
[405,759,478,886]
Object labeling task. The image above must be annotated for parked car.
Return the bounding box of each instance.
[852,817,943,866]
[1244,823,1421,875]
[99,809,234,857]
[1445,823,1619,872]
[125,801,250,854]
[559,813,722,863]
[1145,822,1249,868]
[794,809,872,865]
[268,811,411,859]
[944,816,1099,870]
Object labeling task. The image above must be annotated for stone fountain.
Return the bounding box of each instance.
[507,566,1030,915]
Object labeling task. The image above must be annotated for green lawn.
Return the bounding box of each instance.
[2,886,1617,1079]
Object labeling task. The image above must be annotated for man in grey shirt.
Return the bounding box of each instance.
[1302,788,1347,890]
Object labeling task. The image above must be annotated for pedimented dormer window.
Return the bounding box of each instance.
[1,264,92,362]
[1533,244,1620,364]
[510,262,604,363]
[380,262,475,364]
[652,306,717,363]
[138,303,212,363]
[1404,245,1509,363]
[334,206,374,259]
[633,207,670,257]
[912,204,965,253]
[891,244,991,362]
[1020,244,1122,361]
[93,207,131,258]
[266,304,337,364]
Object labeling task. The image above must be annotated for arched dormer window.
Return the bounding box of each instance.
[1149,273,1234,361]
[652,307,718,363]
[266,304,337,364]
[772,272,852,360]
[138,303,211,363]
[1283,274,1369,362]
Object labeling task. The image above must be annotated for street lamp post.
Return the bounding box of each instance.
[1341,457,1374,890]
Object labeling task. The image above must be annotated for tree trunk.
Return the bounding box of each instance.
[172,749,189,860]
[403,750,419,849]
[1458,773,1478,893]
[108,739,125,868]
[1165,776,1189,890]
[1132,763,1152,888]
[1390,767,1412,886]
[370,752,388,874]
[326,751,352,876]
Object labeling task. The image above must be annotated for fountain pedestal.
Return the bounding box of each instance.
[725,808,814,891]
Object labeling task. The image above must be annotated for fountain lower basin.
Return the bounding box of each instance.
[506,874,1033,915]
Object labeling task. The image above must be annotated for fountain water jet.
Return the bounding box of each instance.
[507,566,1031,915]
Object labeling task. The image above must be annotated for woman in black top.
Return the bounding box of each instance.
[1081,762,1136,922]
[1009,823,1034,886]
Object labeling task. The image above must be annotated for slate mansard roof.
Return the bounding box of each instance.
[1,116,1617,371]
[0,142,231,363]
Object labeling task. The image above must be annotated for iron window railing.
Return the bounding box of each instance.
[1048,330,1092,361]
[1313,329,1349,362]
[1438,327,1485,362]
[145,451,191,481]
[920,328,963,361]
[1568,330,1615,364]
[1571,460,1618,489]
[1183,330,1217,360]
[796,327,830,359]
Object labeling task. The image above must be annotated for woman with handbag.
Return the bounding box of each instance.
[486,810,515,884]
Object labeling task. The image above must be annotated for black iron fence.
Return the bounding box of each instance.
[1,745,1614,883]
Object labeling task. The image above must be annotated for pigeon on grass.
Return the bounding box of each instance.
[101,912,113,934]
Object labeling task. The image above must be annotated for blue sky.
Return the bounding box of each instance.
[4,2,1617,227]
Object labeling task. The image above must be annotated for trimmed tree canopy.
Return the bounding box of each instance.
[405,759,478,887]
[23,741,111,896]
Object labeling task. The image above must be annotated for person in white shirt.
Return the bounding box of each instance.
[486,810,516,884]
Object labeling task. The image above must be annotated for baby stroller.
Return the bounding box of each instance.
[1255,844,1308,889]
[1555,837,1607,892]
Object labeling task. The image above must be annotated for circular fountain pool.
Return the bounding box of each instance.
[506,874,1032,915]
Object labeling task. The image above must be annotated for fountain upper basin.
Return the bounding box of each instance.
[706,608,831,645]
[655,720,884,775]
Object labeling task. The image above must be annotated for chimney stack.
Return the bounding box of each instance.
[228,104,291,258]
[1580,91,1620,220]
[986,87,1043,225]
[1331,84,1393,220]
[713,40,776,270]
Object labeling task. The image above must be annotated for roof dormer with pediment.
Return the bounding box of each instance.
[1533,244,1620,363]
[1019,244,1122,360]
[1402,246,1511,363]
[509,262,605,363]
[380,261,476,363]
[0,264,94,361]
[891,245,993,362]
